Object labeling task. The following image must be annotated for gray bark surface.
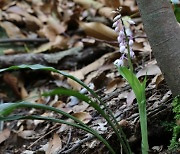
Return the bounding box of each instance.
[136,0,180,96]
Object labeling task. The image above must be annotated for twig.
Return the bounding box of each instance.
[62,135,95,154]
[58,128,72,153]
[0,38,49,44]
[0,47,82,67]
[27,126,61,149]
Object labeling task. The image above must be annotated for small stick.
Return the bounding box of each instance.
[62,135,95,154]
[0,38,49,44]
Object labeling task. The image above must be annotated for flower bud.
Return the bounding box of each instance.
[127,19,135,25]
[117,36,122,43]
[114,59,123,67]
[119,42,124,47]
[119,30,124,36]
[115,26,119,32]
[120,46,126,53]
[112,21,118,28]
[129,39,134,46]
[113,14,121,22]
[125,28,132,36]
[130,51,135,58]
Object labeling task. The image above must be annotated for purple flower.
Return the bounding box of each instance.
[112,13,135,67]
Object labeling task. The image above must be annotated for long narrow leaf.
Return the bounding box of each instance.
[42,87,131,153]
[0,64,131,154]
[0,115,115,154]
[0,102,115,154]
[118,66,144,103]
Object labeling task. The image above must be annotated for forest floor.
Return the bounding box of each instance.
[0,0,179,154]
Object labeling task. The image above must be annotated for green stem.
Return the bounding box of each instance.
[138,101,149,154]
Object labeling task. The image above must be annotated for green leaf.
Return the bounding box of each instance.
[174,5,180,23]
[118,66,145,104]
[0,64,131,154]
[0,103,20,117]
[0,102,115,154]
[0,114,115,154]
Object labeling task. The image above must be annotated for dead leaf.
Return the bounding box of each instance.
[72,112,92,124]
[79,21,117,41]
[126,90,135,106]
[32,36,68,53]
[46,133,62,154]
[72,102,89,113]
[59,119,74,132]
[3,73,28,99]
[0,21,25,38]
[67,70,84,90]
[105,78,124,94]
[136,64,161,78]
[67,52,110,90]
[118,119,129,127]
[0,129,10,144]
[99,0,120,8]
[73,0,103,9]
[18,130,37,139]
[98,7,114,19]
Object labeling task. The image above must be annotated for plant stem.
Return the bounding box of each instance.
[138,101,149,154]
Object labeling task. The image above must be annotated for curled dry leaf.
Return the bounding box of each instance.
[79,21,117,41]
[72,112,92,124]
[3,73,28,99]
[149,74,164,89]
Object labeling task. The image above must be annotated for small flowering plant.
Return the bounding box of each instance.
[113,8,149,154]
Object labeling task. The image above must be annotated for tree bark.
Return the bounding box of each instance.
[136,0,180,96]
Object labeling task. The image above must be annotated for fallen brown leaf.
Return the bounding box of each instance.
[0,129,11,144]
[73,0,103,9]
[72,112,92,124]
[46,133,62,154]
[79,21,117,41]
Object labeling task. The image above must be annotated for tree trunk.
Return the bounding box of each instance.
[136,0,180,96]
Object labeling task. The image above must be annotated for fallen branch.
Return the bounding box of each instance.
[0,38,49,44]
[0,47,82,67]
